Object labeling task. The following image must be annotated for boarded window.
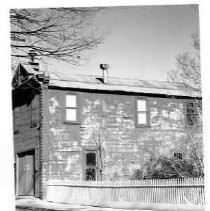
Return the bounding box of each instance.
[186,102,198,126]
[65,95,77,122]
[85,152,97,181]
[136,99,149,126]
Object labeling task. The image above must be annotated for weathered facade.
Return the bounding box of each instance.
[12,63,202,199]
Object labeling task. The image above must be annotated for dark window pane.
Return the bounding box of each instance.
[186,102,197,126]
[186,102,194,113]
[186,113,196,125]
[86,152,96,166]
[86,168,96,181]
[174,153,182,160]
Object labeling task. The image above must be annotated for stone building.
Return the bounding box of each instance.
[12,63,202,199]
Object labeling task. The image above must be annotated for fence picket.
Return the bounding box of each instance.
[47,178,205,206]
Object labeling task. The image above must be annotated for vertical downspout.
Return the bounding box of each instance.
[38,86,44,199]
[38,76,49,199]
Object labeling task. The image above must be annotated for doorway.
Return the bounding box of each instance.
[17,150,35,196]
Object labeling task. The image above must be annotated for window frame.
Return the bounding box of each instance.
[84,150,98,181]
[64,93,79,124]
[184,101,198,127]
[135,97,150,127]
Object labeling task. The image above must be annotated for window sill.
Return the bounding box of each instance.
[184,124,201,130]
[135,124,151,128]
[63,121,80,125]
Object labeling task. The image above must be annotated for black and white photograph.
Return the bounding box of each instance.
[1,1,210,211]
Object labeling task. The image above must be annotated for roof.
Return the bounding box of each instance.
[15,64,201,98]
[47,71,201,98]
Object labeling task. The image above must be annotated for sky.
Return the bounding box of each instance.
[48,5,200,82]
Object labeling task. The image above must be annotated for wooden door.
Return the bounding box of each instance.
[17,150,35,196]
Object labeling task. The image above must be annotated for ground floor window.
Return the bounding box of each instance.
[85,151,97,181]
[174,152,183,160]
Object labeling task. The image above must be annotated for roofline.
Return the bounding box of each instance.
[14,63,201,99]
[47,85,202,100]
[50,72,187,86]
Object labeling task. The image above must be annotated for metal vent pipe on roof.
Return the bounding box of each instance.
[100,64,110,83]
[28,50,39,71]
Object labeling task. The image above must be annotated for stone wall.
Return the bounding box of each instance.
[42,88,202,187]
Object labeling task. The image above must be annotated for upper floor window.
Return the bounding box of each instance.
[185,101,198,126]
[65,94,77,122]
[136,99,149,126]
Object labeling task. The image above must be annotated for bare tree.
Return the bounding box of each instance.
[168,33,201,93]
[93,127,104,181]
[132,34,203,180]
[10,7,104,68]
[168,33,202,129]
[166,33,203,178]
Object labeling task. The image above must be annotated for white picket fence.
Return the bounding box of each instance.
[46,178,205,207]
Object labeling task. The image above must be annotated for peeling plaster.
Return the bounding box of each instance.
[108,165,124,179]
[50,127,65,136]
[65,154,80,172]
[162,110,169,117]
[93,100,101,108]
[53,152,63,160]
[170,111,182,121]
[49,97,59,114]
[116,103,124,115]
[129,163,141,174]
[116,116,122,125]
[151,108,158,118]
[80,128,93,140]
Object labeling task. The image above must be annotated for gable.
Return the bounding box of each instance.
[12,64,29,88]
[12,63,41,89]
